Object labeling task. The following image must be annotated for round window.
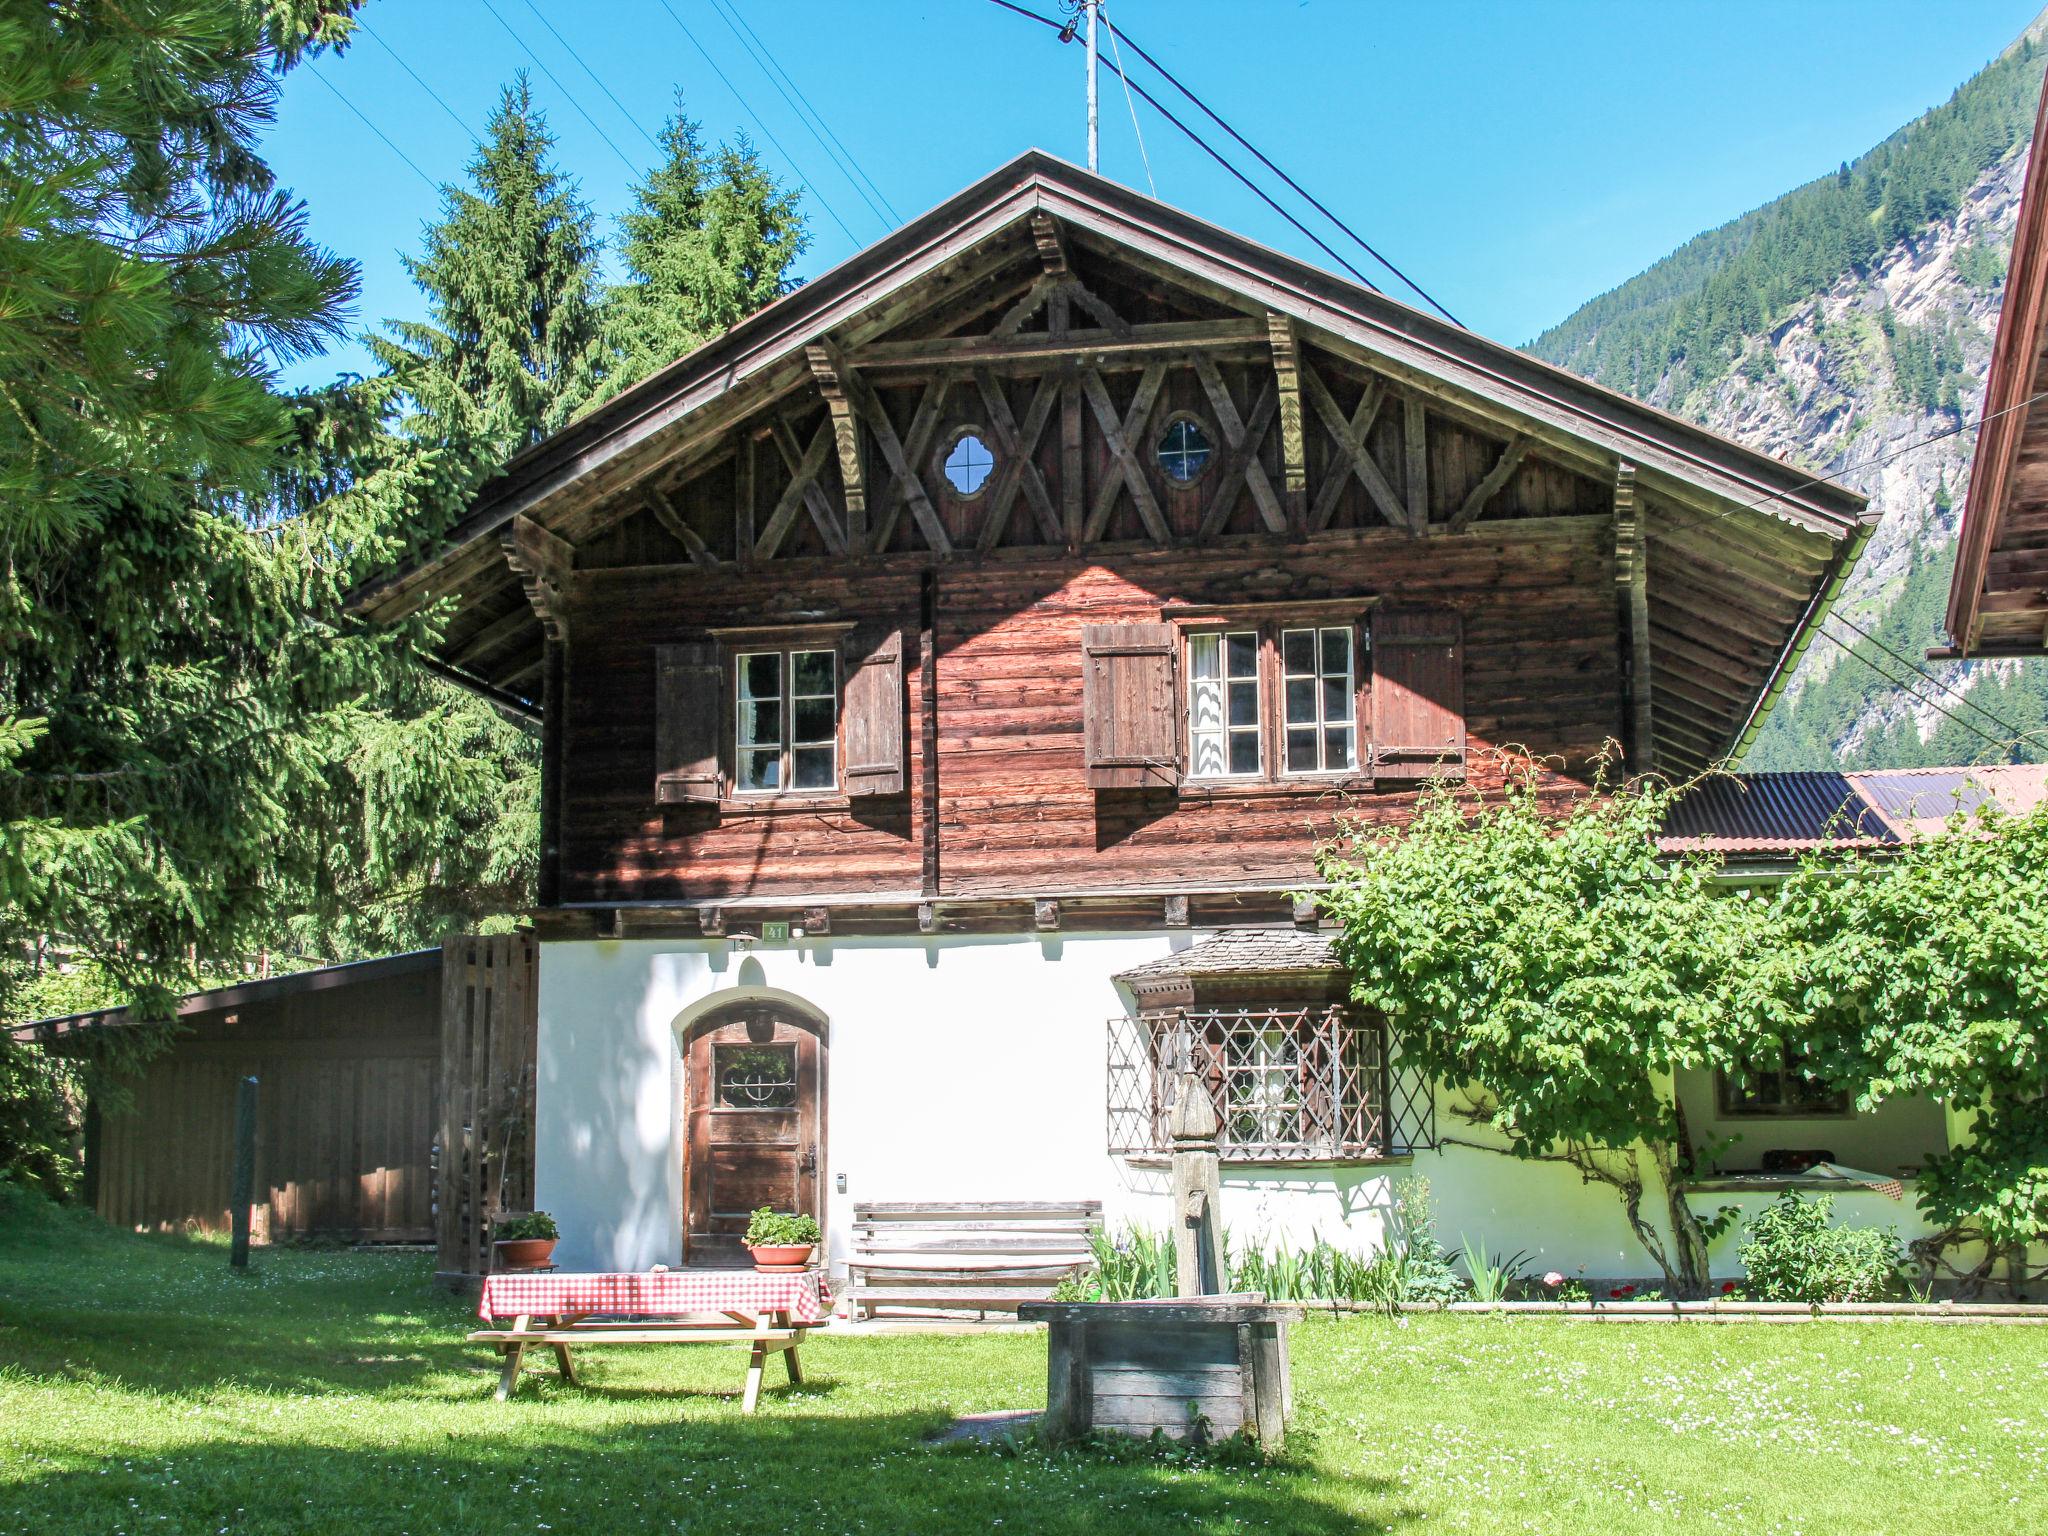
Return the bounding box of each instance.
[942,431,996,497]
[1157,416,1213,482]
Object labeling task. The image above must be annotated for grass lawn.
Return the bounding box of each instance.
[1,1193,2044,1535]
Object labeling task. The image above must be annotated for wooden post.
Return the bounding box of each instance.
[1168,1068,1226,1296]
[229,1075,258,1269]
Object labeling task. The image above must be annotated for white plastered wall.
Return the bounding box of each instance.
[533,931,1936,1281]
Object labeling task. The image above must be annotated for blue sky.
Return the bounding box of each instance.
[269,1,2044,389]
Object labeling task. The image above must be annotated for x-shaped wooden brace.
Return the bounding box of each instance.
[816,339,954,557]
[1192,353,1284,538]
[974,370,1064,550]
[1302,363,1404,532]
[870,372,953,553]
[1081,363,1171,545]
[754,419,839,561]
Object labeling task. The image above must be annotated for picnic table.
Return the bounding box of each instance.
[469,1269,832,1411]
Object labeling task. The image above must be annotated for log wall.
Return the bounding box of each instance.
[558,515,1620,905]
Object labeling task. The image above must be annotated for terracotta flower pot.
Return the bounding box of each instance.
[494,1236,557,1270]
[746,1243,816,1273]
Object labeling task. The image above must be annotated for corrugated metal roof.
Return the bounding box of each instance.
[1115,929,1339,984]
[1657,772,1896,854]
[1657,765,2048,856]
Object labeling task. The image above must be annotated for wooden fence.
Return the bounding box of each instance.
[435,932,539,1286]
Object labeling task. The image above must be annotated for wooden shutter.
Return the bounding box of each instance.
[654,641,723,804]
[1081,623,1180,789]
[1369,607,1465,781]
[842,626,907,797]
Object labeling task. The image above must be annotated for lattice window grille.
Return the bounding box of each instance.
[1107,1005,1435,1161]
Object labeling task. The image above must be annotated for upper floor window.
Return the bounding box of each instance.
[943,431,995,497]
[735,647,838,793]
[1185,624,1360,782]
[1188,630,1261,777]
[1157,416,1212,482]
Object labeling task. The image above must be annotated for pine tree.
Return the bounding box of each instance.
[372,75,603,458]
[0,1,367,1186]
[594,105,808,404]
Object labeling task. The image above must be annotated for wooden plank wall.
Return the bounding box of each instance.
[558,517,1619,904]
[92,964,440,1240]
[435,932,539,1283]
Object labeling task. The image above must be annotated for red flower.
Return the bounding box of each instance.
[1608,1287,1626,1299]
[1722,1280,1737,1294]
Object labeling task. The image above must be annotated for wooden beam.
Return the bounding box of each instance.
[1192,354,1284,535]
[767,417,847,557]
[645,485,720,567]
[1034,898,1061,932]
[849,318,1264,370]
[1081,364,1171,545]
[1163,894,1190,927]
[1266,312,1308,530]
[501,514,574,640]
[735,433,755,567]
[1301,363,1403,531]
[1403,394,1429,532]
[1447,434,1532,533]
[1031,211,1069,274]
[806,344,867,552]
[992,273,1067,339]
[872,372,952,553]
[1615,462,1655,776]
[823,342,954,556]
[449,605,539,670]
[1060,373,1084,547]
[754,420,834,561]
[975,370,1063,550]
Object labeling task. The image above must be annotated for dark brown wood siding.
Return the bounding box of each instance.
[90,962,440,1241]
[557,515,1619,904]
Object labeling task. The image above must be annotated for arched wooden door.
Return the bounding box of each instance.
[683,1003,825,1264]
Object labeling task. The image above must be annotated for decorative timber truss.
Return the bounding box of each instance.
[349,152,1874,782]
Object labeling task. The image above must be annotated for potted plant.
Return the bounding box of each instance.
[744,1207,821,1272]
[493,1210,559,1270]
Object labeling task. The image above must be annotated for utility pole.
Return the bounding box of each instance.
[1085,0,1099,172]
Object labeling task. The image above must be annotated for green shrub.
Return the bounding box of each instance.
[494,1211,557,1242]
[1737,1192,1901,1302]
[743,1207,820,1248]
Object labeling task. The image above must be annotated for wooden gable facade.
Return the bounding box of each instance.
[350,154,1873,935]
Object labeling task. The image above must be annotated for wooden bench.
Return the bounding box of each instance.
[467,1314,811,1411]
[846,1200,1101,1320]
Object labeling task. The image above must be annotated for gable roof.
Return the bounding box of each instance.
[1944,75,2048,659]
[348,152,1872,775]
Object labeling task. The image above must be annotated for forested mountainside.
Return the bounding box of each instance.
[1528,17,2048,771]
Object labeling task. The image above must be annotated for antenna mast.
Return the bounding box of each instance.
[1085,0,1098,171]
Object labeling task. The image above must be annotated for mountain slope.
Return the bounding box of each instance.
[1526,19,2048,770]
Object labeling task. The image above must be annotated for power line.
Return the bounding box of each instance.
[1101,5,1155,199]
[474,0,642,177]
[514,0,664,155]
[1815,619,2013,755]
[705,0,898,229]
[1100,11,1464,327]
[984,0,1385,295]
[1822,607,2023,740]
[359,21,483,148]
[305,67,439,193]
[650,0,858,245]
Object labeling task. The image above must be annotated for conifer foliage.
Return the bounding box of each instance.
[371,74,604,456]
[594,102,808,405]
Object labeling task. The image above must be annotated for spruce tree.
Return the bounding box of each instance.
[372,75,603,457]
[595,104,808,403]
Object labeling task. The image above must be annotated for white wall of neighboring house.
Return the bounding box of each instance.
[533,931,1940,1285]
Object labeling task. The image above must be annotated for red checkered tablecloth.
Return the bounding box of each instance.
[478,1269,831,1324]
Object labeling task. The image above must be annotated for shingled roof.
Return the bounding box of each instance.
[1114,929,1340,985]
[1656,765,2048,856]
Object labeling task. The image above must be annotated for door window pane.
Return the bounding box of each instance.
[715,1044,797,1108]
[732,647,837,795]
[1281,626,1357,773]
[1187,630,1260,779]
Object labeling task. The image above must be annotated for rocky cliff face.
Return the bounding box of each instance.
[1671,148,2028,765]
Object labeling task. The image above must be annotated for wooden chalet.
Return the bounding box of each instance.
[348,154,1886,1286]
[1943,73,2048,657]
